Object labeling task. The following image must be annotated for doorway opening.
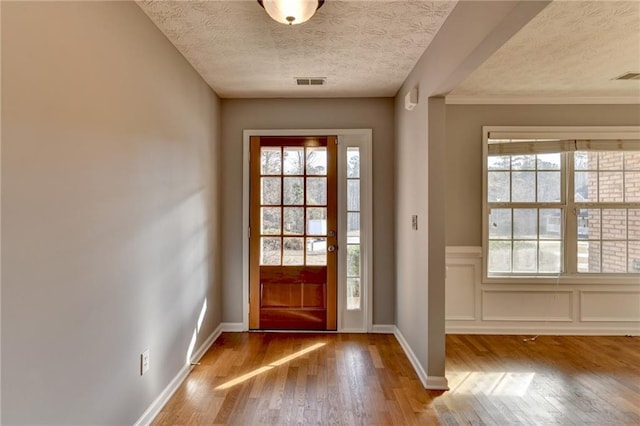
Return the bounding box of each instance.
[243,129,373,332]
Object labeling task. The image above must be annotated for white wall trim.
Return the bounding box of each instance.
[221,322,246,332]
[392,327,449,391]
[133,323,223,426]
[190,324,223,363]
[445,96,640,105]
[371,324,395,334]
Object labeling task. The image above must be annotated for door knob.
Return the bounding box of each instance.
[327,245,337,252]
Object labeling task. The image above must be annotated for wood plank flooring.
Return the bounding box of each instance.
[152,333,640,425]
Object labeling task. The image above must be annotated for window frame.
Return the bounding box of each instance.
[482,126,640,285]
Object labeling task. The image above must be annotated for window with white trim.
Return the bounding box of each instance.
[483,127,640,280]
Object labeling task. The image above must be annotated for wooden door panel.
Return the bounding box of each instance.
[260,309,326,330]
[259,282,326,308]
[249,136,337,330]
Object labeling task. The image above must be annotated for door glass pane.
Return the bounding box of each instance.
[347,148,360,177]
[306,237,326,265]
[347,244,360,276]
[283,237,304,265]
[283,207,304,235]
[347,180,360,211]
[306,208,326,235]
[512,172,535,202]
[261,207,281,235]
[513,241,537,272]
[283,147,304,175]
[261,177,281,205]
[488,172,510,202]
[306,147,327,175]
[489,209,511,239]
[306,177,327,205]
[283,177,304,205]
[537,172,561,202]
[261,147,281,175]
[347,278,361,310]
[261,237,281,265]
[540,209,561,239]
[513,209,537,239]
[347,212,360,244]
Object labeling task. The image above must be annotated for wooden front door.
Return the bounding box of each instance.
[249,136,337,330]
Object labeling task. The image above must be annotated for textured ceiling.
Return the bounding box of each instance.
[449,1,640,102]
[137,0,457,98]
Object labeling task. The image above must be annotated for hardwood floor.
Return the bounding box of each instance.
[152,333,640,425]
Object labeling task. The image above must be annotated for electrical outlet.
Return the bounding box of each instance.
[141,349,150,376]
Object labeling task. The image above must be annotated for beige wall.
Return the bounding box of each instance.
[1,2,222,424]
[220,98,395,325]
[445,104,640,247]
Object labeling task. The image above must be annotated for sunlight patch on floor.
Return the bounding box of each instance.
[215,342,326,390]
[447,371,535,396]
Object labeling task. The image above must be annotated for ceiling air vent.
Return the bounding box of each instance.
[295,77,327,86]
[615,72,640,80]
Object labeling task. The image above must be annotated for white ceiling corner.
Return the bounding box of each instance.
[136,0,458,98]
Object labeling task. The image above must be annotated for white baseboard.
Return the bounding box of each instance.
[339,328,367,333]
[392,327,449,391]
[371,324,395,334]
[133,323,223,426]
[221,322,246,332]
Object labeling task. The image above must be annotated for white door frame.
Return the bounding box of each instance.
[242,129,373,332]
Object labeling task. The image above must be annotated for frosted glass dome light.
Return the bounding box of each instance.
[258,0,325,25]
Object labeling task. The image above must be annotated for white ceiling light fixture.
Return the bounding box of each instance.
[258,0,325,26]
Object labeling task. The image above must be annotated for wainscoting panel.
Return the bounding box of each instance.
[580,291,640,322]
[445,258,479,321]
[482,290,573,321]
[445,247,640,335]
